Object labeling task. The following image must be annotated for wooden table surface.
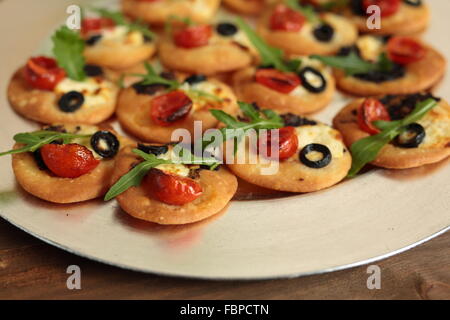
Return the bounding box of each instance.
[0,217,449,300]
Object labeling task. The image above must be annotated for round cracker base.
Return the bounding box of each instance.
[112,146,238,225]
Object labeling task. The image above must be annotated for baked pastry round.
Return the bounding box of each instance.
[111,146,238,225]
[342,0,430,36]
[333,94,450,169]
[12,125,130,204]
[333,37,446,96]
[121,0,220,25]
[223,0,266,15]
[83,25,156,70]
[226,121,352,192]
[8,68,118,125]
[233,58,335,115]
[257,5,358,56]
[117,76,238,143]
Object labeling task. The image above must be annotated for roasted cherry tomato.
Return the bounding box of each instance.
[174,25,213,48]
[387,36,426,65]
[255,68,301,94]
[362,0,400,17]
[40,144,100,178]
[81,17,115,35]
[357,98,391,135]
[23,56,66,91]
[151,90,193,126]
[270,4,305,32]
[144,169,203,206]
[259,126,299,161]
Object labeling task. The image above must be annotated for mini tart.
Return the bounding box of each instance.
[117,77,238,143]
[257,9,358,56]
[223,0,265,15]
[8,68,119,125]
[342,1,430,36]
[334,37,446,96]
[232,58,335,114]
[83,25,156,70]
[111,146,238,225]
[12,125,130,204]
[158,23,258,75]
[226,121,352,193]
[121,0,220,25]
[333,95,450,169]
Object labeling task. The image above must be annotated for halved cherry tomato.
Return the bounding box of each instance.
[40,144,100,178]
[174,25,213,48]
[357,98,391,135]
[151,90,193,126]
[23,56,66,91]
[259,126,299,161]
[255,68,301,94]
[270,4,305,32]
[81,18,115,35]
[362,0,400,17]
[387,36,426,65]
[144,168,203,206]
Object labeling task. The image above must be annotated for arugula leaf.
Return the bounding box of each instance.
[320,0,350,10]
[52,26,86,81]
[236,18,292,72]
[0,131,92,157]
[348,98,438,177]
[104,147,220,201]
[311,51,395,76]
[92,8,155,40]
[285,0,320,24]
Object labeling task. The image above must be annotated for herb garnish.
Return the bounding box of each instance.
[285,0,320,24]
[52,26,87,81]
[104,147,219,201]
[0,131,92,157]
[204,102,284,151]
[92,8,156,40]
[236,18,301,73]
[348,98,438,177]
[129,63,223,102]
[311,51,394,75]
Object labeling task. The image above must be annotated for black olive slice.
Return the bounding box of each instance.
[132,82,168,95]
[138,143,169,156]
[58,91,84,113]
[394,123,426,148]
[143,35,153,43]
[281,113,317,127]
[85,34,102,46]
[350,0,365,16]
[299,144,332,169]
[298,67,327,93]
[43,125,67,133]
[354,63,406,83]
[404,0,422,7]
[84,64,104,77]
[313,23,334,42]
[216,22,238,36]
[160,71,177,81]
[90,131,120,158]
[33,149,47,170]
[184,74,207,85]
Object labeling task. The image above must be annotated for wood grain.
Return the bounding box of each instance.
[0,218,448,300]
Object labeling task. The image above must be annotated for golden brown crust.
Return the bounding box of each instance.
[11,127,131,204]
[158,36,254,75]
[121,0,220,25]
[112,146,238,225]
[226,126,352,193]
[232,66,335,114]
[117,79,238,143]
[342,3,430,36]
[223,0,265,15]
[334,43,446,96]
[257,11,358,56]
[333,99,450,169]
[84,42,156,70]
[7,68,118,125]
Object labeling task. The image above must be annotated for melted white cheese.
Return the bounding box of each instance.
[55,77,114,108]
[100,25,144,46]
[295,124,345,159]
[155,148,190,177]
[356,35,384,62]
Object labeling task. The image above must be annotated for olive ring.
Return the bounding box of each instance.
[299,143,332,169]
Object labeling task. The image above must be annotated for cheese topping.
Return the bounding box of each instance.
[155,147,190,177]
[95,25,145,46]
[295,124,345,159]
[55,77,115,108]
[356,35,384,62]
[417,104,450,148]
